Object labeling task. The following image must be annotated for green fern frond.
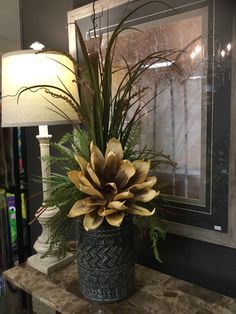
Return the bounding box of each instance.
[72,128,90,160]
[148,215,166,263]
[42,209,73,258]
[40,132,88,257]
[123,121,142,159]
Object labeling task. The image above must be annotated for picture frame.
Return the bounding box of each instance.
[67,0,236,248]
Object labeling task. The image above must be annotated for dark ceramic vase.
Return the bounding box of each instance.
[76,217,135,302]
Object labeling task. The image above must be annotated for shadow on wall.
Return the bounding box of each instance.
[136,232,236,298]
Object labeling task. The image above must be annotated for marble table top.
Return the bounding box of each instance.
[3,259,236,314]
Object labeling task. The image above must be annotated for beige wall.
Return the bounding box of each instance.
[0,0,21,89]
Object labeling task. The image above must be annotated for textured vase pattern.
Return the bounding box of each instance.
[76,217,135,302]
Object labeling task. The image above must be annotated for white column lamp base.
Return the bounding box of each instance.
[27,205,74,275]
[27,252,74,275]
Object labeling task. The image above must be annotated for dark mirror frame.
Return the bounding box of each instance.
[67,0,236,248]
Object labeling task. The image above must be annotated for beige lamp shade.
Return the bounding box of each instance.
[1,50,80,127]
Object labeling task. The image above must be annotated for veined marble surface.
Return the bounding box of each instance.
[3,260,236,314]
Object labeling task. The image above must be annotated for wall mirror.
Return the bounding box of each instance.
[68,0,236,248]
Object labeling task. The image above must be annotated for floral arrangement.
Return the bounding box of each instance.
[67,138,158,230]
[24,1,177,261]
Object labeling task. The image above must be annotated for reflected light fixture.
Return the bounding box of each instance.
[143,61,175,69]
[221,50,226,58]
[226,43,231,52]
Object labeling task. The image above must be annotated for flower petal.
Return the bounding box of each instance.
[108,201,127,210]
[83,212,104,231]
[78,171,95,188]
[129,176,157,192]
[68,200,96,217]
[76,174,103,198]
[104,151,119,179]
[134,189,160,202]
[115,160,135,188]
[68,170,82,189]
[74,154,88,174]
[90,141,105,175]
[126,204,155,216]
[105,138,123,162]
[98,207,117,217]
[106,212,125,227]
[104,152,118,174]
[82,197,106,207]
[79,184,104,199]
[105,182,118,194]
[131,160,150,184]
[87,163,101,187]
[113,191,134,201]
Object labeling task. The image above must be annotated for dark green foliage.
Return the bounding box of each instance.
[149,218,166,263]
[41,131,87,257]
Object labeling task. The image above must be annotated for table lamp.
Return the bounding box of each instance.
[1,49,79,274]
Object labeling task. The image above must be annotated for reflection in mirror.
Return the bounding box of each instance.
[104,8,208,207]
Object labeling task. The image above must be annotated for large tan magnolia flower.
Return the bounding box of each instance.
[68,138,159,231]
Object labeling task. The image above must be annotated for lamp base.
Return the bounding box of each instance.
[27,252,74,275]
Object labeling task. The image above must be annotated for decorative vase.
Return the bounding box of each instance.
[76,216,135,302]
